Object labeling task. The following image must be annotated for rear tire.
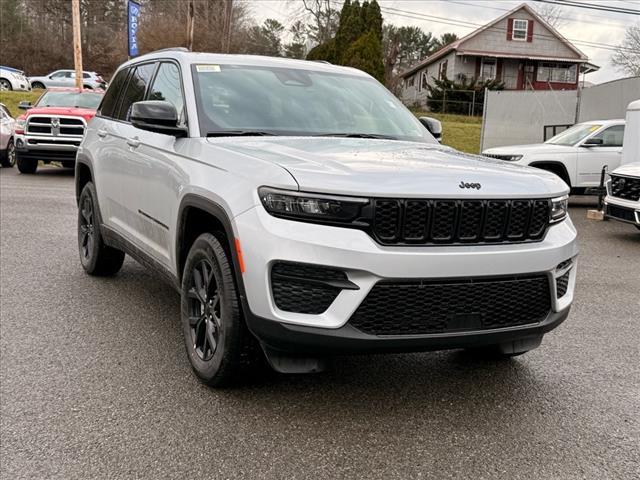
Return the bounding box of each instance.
[16,154,37,174]
[0,139,16,167]
[78,182,125,276]
[0,78,12,91]
[181,233,260,387]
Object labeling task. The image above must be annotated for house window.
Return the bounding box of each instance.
[439,60,448,80]
[481,58,496,81]
[421,71,429,90]
[513,19,528,41]
[406,75,415,88]
[537,63,578,83]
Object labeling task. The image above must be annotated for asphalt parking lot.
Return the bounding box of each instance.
[1,166,639,479]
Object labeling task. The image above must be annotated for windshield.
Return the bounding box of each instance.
[546,123,602,146]
[36,92,104,109]
[192,64,434,142]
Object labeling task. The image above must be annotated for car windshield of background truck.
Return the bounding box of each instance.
[192,64,434,142]
[37,91,104,109]
[545,123,602,146]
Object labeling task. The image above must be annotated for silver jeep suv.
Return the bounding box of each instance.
[76,49,578,386]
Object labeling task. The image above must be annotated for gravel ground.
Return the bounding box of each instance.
[1,166,639,480]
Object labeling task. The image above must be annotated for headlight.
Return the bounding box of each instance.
[259,187,369,223]
[14,117,26,134]
[550,195,569,224]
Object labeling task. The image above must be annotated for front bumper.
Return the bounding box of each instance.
[235,206,578,345]
[15,134,80,162]
[604,195,640,226]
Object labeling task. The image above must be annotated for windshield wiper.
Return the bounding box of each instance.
[206,130,278,137]
[313,133,397,140]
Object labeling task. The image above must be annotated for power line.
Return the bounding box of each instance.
[533,0,640,15]
[445,0,631,29]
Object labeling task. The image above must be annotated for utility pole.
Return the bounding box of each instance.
[72,0,83,89]
[187,0,195,51]
[224,0,233,53]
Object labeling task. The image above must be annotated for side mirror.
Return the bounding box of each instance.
[18,101,32,110]
[130,101,187,137]
[419,116,443,143]
[583,137,603,147]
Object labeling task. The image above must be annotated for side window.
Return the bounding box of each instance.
[99,68,129,118]
[592,125,625,147]
[115,63,156,121]
[148,62,185,125]
[51,71,66,79]
[83,73,91,79]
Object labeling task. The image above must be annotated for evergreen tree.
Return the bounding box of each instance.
[342,30,385,82]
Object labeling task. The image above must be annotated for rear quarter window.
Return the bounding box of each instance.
[99,69,129,118]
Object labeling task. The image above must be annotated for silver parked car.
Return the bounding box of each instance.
[0,103,16,167]
[0,66,31,91]
[76,50,577,386]
[29,70,107,90]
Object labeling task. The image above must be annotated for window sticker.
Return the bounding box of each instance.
[196,65,221,73]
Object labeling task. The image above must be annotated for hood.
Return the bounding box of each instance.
[483,143,575,155]
[611,162,640,178]
[209,137,568,198]
[25,106,97,122]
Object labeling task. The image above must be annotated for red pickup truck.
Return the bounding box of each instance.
[15,88,103,174]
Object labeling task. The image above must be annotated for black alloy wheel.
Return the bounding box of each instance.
[187,259,222,362]
[79,193,95,263]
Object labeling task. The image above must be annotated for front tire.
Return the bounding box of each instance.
[78,182,125,276]
[0,139,16,167]
[181,233,259,387]
[31,81,45,90]
[16,154,37,174]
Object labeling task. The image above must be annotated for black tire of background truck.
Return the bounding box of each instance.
[77,182,125,276]
[62,161,75,169]
[16,154,37,174]
[181,233,262,387]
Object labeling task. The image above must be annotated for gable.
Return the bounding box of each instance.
[458,7,583,60]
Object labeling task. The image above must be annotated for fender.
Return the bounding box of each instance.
[175,194,248,303]
[74,157,95,204]
[528,161,572,187]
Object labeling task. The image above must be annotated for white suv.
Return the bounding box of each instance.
[76,50,578,386]
[483,120,625,193]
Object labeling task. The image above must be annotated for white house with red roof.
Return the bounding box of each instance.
[399,3,599,105]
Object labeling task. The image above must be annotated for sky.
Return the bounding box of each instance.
[248,0,639,85]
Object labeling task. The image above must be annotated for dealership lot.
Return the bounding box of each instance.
[1,167,638,479]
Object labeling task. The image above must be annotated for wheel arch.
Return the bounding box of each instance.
[176,195,246,298]
[528,161,572,188]
[75,160,94,205]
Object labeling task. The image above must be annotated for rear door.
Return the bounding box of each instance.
[577,124,625,186]
[92,62,157,250]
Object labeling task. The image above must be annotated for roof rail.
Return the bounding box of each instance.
[312,60,332,65]
[153,47,190,53]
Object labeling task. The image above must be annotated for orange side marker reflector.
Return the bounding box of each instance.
[235,238,246,273]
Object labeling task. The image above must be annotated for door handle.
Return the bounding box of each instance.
[127,137,140,148]
[97,129,107,138]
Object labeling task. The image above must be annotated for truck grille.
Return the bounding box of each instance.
[610,175,640,202]
[372,198,550,245]
[349,275,551,336]
[26,115,85,137]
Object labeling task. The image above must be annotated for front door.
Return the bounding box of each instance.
[577,125,625,186]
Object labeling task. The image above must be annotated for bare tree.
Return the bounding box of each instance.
[612,24,640,77]
[288,0,339,45]
[534,4,566,29]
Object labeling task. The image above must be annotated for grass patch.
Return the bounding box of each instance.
[413,111,482,154]
[0,91,482,154]
[0,90,43,118]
